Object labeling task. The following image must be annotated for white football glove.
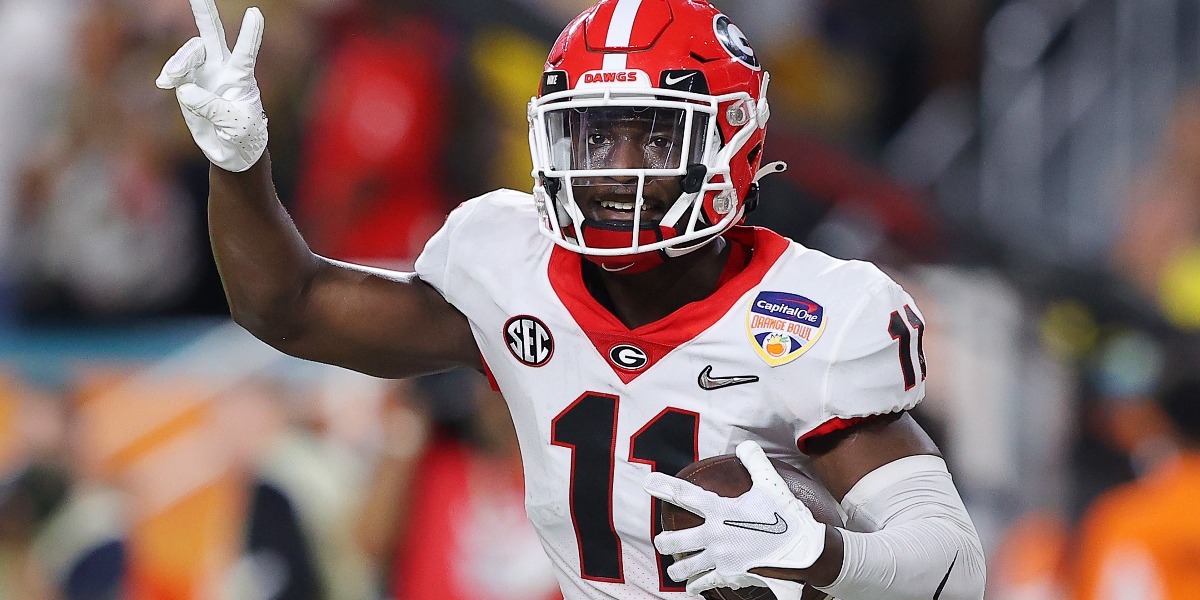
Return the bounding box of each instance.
[156,0,268,172]
[642,441,827,598]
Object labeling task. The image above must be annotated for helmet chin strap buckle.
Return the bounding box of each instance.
[681,163,708,194]
[539,172,563,199]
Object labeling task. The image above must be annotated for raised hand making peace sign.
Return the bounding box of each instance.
[156,0,268,172]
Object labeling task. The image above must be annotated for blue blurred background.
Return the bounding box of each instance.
[3,0,1200,598]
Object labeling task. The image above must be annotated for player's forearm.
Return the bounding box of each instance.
[753,457,986,599]
[811,517,984,600]
[814,456,986,600]
[208,152,320,343]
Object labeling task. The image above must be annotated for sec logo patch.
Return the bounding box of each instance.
[747,292,826,366]
[505,316,554,367]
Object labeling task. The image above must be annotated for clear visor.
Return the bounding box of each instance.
[528,84,765,258]
[545,106,711,173]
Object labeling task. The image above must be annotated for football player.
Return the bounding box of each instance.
[156,0,986,598]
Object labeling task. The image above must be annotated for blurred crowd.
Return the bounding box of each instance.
[3,0,1200,598]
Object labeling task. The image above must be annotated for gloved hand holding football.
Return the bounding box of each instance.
[643,441,834,599]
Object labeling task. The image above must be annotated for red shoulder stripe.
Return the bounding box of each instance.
[796,416,872,454]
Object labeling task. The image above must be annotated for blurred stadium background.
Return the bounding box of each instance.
[2,0,1200,598]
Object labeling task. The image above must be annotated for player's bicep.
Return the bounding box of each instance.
[805,412,940,502]
[790,274,932,497]
[280,259,480,378]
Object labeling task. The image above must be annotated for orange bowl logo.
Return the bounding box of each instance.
[746,291,826,367]
[763,332,792,358]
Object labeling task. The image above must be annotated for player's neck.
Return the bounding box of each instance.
[582,237,732,330]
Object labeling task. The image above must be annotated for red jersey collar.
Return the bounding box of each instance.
[548,227,791,383]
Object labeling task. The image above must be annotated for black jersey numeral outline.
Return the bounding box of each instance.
[889,304,927,390]
[905,305,927,381]
[552,397,701,590]
[629,408,700,591]
[551,393,624,582]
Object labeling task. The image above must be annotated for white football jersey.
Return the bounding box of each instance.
[415,190,926,599]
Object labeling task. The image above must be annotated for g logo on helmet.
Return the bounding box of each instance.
[505,316,554,367]
[608,344,649,371]
[714,14,760,70]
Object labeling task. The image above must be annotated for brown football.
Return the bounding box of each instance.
[660,455,842,600]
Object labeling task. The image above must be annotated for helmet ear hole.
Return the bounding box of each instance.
[747,143,762,167]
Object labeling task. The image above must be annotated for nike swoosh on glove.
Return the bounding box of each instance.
[642,441,827,598]
[156,0,267,172]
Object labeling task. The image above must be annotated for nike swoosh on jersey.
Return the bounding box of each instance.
[723,512,788,535]
[932,551,958,600]
[664,72,695,86]
[697,365,760,390]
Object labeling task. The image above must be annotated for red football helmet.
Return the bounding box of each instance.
[528,0,783,273]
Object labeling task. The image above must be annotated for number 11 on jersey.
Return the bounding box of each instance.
[889,304,926,390]
[551,393,699,591]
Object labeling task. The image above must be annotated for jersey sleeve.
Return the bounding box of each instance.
[794,272,926,450]
[413,197,483,299]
